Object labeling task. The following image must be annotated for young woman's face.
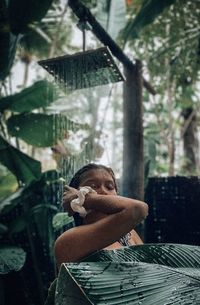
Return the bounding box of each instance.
[79,169,117,195]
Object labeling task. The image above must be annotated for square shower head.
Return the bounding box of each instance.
[38,47,125,90]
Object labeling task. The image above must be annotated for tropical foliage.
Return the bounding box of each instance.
[0,246,26,274]
[0,0,199,304]
[0,2,89,304]
[122,0,200,175]
[46,244,200,305]
[0,0,55,80]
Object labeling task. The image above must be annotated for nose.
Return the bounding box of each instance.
[97,185,109,195]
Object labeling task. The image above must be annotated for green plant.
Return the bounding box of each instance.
[46,243,200,305]
[0,77,90,304]
[0,246,26,305]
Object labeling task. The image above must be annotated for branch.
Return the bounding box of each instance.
[28,24,52,43]
[49,2,69,57]
[181,109,196,138]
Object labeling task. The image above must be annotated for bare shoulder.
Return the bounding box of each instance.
[54,224,97,265]
[54,219,120,265]
[54,199,147,266]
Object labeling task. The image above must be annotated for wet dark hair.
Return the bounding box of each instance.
[69,163,117,226]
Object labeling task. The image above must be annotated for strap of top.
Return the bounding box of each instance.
[118,232,131,246]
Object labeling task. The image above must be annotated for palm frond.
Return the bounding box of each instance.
[49,244,200,305]
[84,243,200,268]
[56,261,200,305]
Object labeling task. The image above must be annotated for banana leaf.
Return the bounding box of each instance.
[7,113,88,147]
[8,216,27,234]
[0,170,18,200]
[0,223,8,234]
[57,261,200,305]
[0,80,58,113]
[52,212,74,231]
[96,0,126,40]
[0,1,19,80]
[0,188,24,215]
[0,170,59,215]
[0,135,41,185]
[9,0,54,34]
[0,0,54,80]
[0,31,20,81]
[49,244,200,305]
[31,203,58,241]
[0,246,26,274]
[83,243,200,268]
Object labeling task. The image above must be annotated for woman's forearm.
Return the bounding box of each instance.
[84,193,148,221]
[55,198,148,264]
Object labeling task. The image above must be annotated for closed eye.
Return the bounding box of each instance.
[89,183,98,190]
[106,183,115,190]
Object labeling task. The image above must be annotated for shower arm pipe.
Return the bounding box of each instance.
[68,0,156,96]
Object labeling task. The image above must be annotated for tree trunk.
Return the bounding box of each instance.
[122,61,144,239]
[167,85,175,176]
[122,60,144,200]
[182,107,199,174]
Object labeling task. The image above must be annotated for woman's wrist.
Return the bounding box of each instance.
[70,186,97,217]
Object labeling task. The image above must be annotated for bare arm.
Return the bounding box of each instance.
[54,192,148,266]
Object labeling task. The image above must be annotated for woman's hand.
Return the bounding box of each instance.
[63,185,79,215]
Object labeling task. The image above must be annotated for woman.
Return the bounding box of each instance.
[54,163,148,267]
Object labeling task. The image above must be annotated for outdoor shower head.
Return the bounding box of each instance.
[38,47,125,90]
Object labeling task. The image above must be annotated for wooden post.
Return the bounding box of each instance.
[122,60,144,201]
[122,60,144,238]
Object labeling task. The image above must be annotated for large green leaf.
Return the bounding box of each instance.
[0,1,20,80]
[0,31,20,81]
[8,0,54,34]
[0,187,24,215]
[7,113,88,147]
[123,0,176,40]
[8,216,27,234]
[84,243,200,268]
[0,169,18,201]
[56,261,200,305]
[0,223,8,234]
[0,135,41,184]
[31,204,57,240]
[0,170,59,215]
[0,246,26,274]
[96,0,126,40]
[0,80,59,113]
[0,0,54,80]
[45,244,200,305]
[52,212,74,231]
